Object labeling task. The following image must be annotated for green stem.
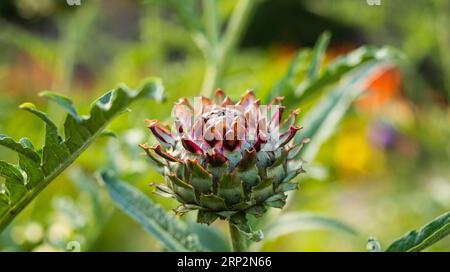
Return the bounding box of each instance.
[203,0,219,47]
[219,0,256,67]
[229,222,247,252]
[201,61,220,97]
[52,2,98,93]
[200,0,258,97]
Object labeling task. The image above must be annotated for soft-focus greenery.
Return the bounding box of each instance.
[0,0,448,251]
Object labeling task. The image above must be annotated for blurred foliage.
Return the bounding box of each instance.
[0,0,448,251]
[304,0,450,102]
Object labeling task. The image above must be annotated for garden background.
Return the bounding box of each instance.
[0,0,448,251]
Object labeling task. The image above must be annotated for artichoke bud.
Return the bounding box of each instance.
[141,89,307,237]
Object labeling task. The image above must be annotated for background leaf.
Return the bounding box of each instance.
[295,60,395,162]
[294,46,397,103]
[305,31,331,80]
[255,44,400,241]
[386,212,450,252]
[266,49,310,101]
[265,31,331,103]
[101,170,205,252]
[279,45,402,109]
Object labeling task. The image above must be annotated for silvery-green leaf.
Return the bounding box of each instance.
[101,170,204,252]
[386,212,450,252]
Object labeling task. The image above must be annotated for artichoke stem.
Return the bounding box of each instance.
[229,222,247,252]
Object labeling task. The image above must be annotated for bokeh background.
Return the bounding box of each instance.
[0,0,449,251]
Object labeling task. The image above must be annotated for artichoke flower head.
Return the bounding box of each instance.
[141,89,308,239]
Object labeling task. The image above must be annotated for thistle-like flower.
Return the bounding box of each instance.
[141,89,308,236]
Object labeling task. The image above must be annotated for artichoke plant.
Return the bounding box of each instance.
[140,89,308,241]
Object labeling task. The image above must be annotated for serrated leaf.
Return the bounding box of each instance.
[19,103,69,176]
[22,106,71,176]
[386,212,450,252]
[0,161,26,204]
[19,102,57,130]
[0,78,164,232]
[0,161,24,185]
[0,135,40,163]
[40,91,81,122]
[0,186,8,206]
[263,212,358,241]
[101,170,203,252]
[98,130,117,138]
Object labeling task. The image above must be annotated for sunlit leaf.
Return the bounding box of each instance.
[0,78,164,232]
[39,91,81,122]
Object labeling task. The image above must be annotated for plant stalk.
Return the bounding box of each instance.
[203,0,219,47]
[229,222,247,252]
[200,0,258,97]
